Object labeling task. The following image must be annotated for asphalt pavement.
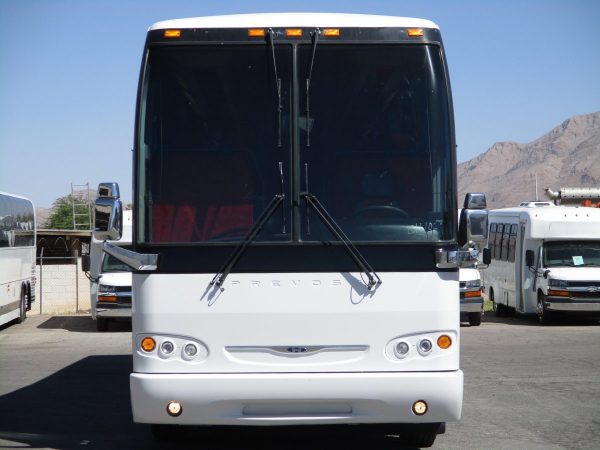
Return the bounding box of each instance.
[0,313,599,450]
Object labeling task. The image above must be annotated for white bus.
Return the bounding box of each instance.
[0,192,36,327]
[94,13,487,447]
[485,204,600,324]
[83,209,132,331]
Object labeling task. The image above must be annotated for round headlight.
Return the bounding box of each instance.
[394,341,410,359]
[418,338,433,355]
[160,340,175,355]
[183,343,198,359]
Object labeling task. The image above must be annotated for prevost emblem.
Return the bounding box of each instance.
[287,346,308,353]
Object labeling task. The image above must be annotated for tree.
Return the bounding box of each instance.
[44,195,93,230]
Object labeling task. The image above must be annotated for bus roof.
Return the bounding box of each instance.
[150,13,438,31]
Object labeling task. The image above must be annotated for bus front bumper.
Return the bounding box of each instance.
[545,297,600,313]
[130,371,463,425]
[460,297,483,313]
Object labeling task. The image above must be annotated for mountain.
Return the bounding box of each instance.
[457,111,600,209]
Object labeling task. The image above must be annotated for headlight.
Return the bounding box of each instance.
[465,279,481,289]
[549,279,568,288]
[98,284,116,293]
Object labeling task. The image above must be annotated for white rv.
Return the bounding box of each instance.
[484,205,600,324]
[85,209,132,331]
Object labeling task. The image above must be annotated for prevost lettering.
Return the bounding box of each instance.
[228,279,343,288]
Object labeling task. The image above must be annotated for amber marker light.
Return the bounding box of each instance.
[548,289,570,297]
[407,28,424,37]
[285,28,303,37]
[98,295,118,302]
[248,28,266,37]
[323,28,340,37]
[464,290,482,298]
[437,334,452,349]
[141,337,156,352]
[164,29,181,38]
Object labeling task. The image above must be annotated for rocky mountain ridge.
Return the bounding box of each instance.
[458,111,600,209]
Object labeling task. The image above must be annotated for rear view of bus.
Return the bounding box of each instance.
[116,13,465,447]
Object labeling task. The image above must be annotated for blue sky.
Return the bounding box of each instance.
[1,0,599,208]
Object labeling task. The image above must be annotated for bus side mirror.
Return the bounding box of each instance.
[81,254,91,272]
[458,193,488,249]
[525,250,534,267]
[482,248,491,265]
[93,182,123,241]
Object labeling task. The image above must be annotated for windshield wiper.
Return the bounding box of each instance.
[305,28,320,147]
[301,192,382,291]
[268,29,283,148]
[211,193,284,291]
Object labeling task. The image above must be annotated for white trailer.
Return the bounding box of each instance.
[484,204,600,324]
[84,209,132,331]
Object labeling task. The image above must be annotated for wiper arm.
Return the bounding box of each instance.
[305,28,320,147]
[211,193,284,291]
[302,192,382,291]
[268,29,283,148]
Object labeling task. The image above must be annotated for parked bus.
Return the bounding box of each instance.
[0,192,36,327]
[484,204,600,324]
[93,13,487,447]
[83,209,132,331]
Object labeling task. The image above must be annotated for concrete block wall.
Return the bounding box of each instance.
[33,259,91,315]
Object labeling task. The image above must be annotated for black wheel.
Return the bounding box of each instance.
[537,293,554,325]
[17,287,27,324]
[469,312,482,326]
[491,289,503,317]
[401,424,439,448]
[96,317,109,332]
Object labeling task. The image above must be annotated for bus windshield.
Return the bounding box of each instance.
[137,43,453,244]
[543,241,600,267]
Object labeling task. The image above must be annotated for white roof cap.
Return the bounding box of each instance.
[150,13,438,31]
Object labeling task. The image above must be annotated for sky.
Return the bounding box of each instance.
[1,0,599,208]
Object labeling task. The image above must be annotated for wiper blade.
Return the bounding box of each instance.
[302,192,382,291]
[268,28,283,148]
[305,28,320,147]
[211,193,284,290]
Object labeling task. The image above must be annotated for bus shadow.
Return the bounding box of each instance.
[37,316,132,333]
[0,354,425,450]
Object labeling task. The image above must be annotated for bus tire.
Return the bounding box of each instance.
[96,318,109,332]
[17,286,27,324]
[490,289,504,317]
[401,424,439,448]
[469,312,482,326]
[537,293,554,325]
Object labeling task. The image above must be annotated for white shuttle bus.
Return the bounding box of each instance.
[0,192,36,327]
[93,13,487,447]
[485,204,600,324]
[83,209,133,331]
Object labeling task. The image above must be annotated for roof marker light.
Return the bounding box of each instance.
[323,28,340,37]
[164,29,181,38]
[248,28,266,37]
[407,28,424,37]
[285,28,303,37]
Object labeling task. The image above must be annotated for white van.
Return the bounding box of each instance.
[484,205,600,324]
[84,210,132,331]
[459,268,483,326]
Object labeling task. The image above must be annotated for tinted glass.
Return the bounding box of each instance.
[298,45,453,241]
[0,194,35,248]
[543,241,600,267]
[138,46,292,243]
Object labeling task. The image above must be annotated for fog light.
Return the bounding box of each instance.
[183,343,198,359]
[418,338,433,355]
[166,401,182,417]
[412,400,428,415]
[160,340,175,355]
[394,341,410,359]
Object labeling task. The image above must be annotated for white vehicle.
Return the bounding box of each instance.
[0,192,36,327]
[83,209,132,331]
[484,205,600,324]
[93,13,488,447]
[459,268,483,326]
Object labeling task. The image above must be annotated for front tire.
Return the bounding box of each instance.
[401,424,440,448]
[537,293,554,325]
[469,311,482,326]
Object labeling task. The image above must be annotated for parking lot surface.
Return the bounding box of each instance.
[0,314,599,449]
